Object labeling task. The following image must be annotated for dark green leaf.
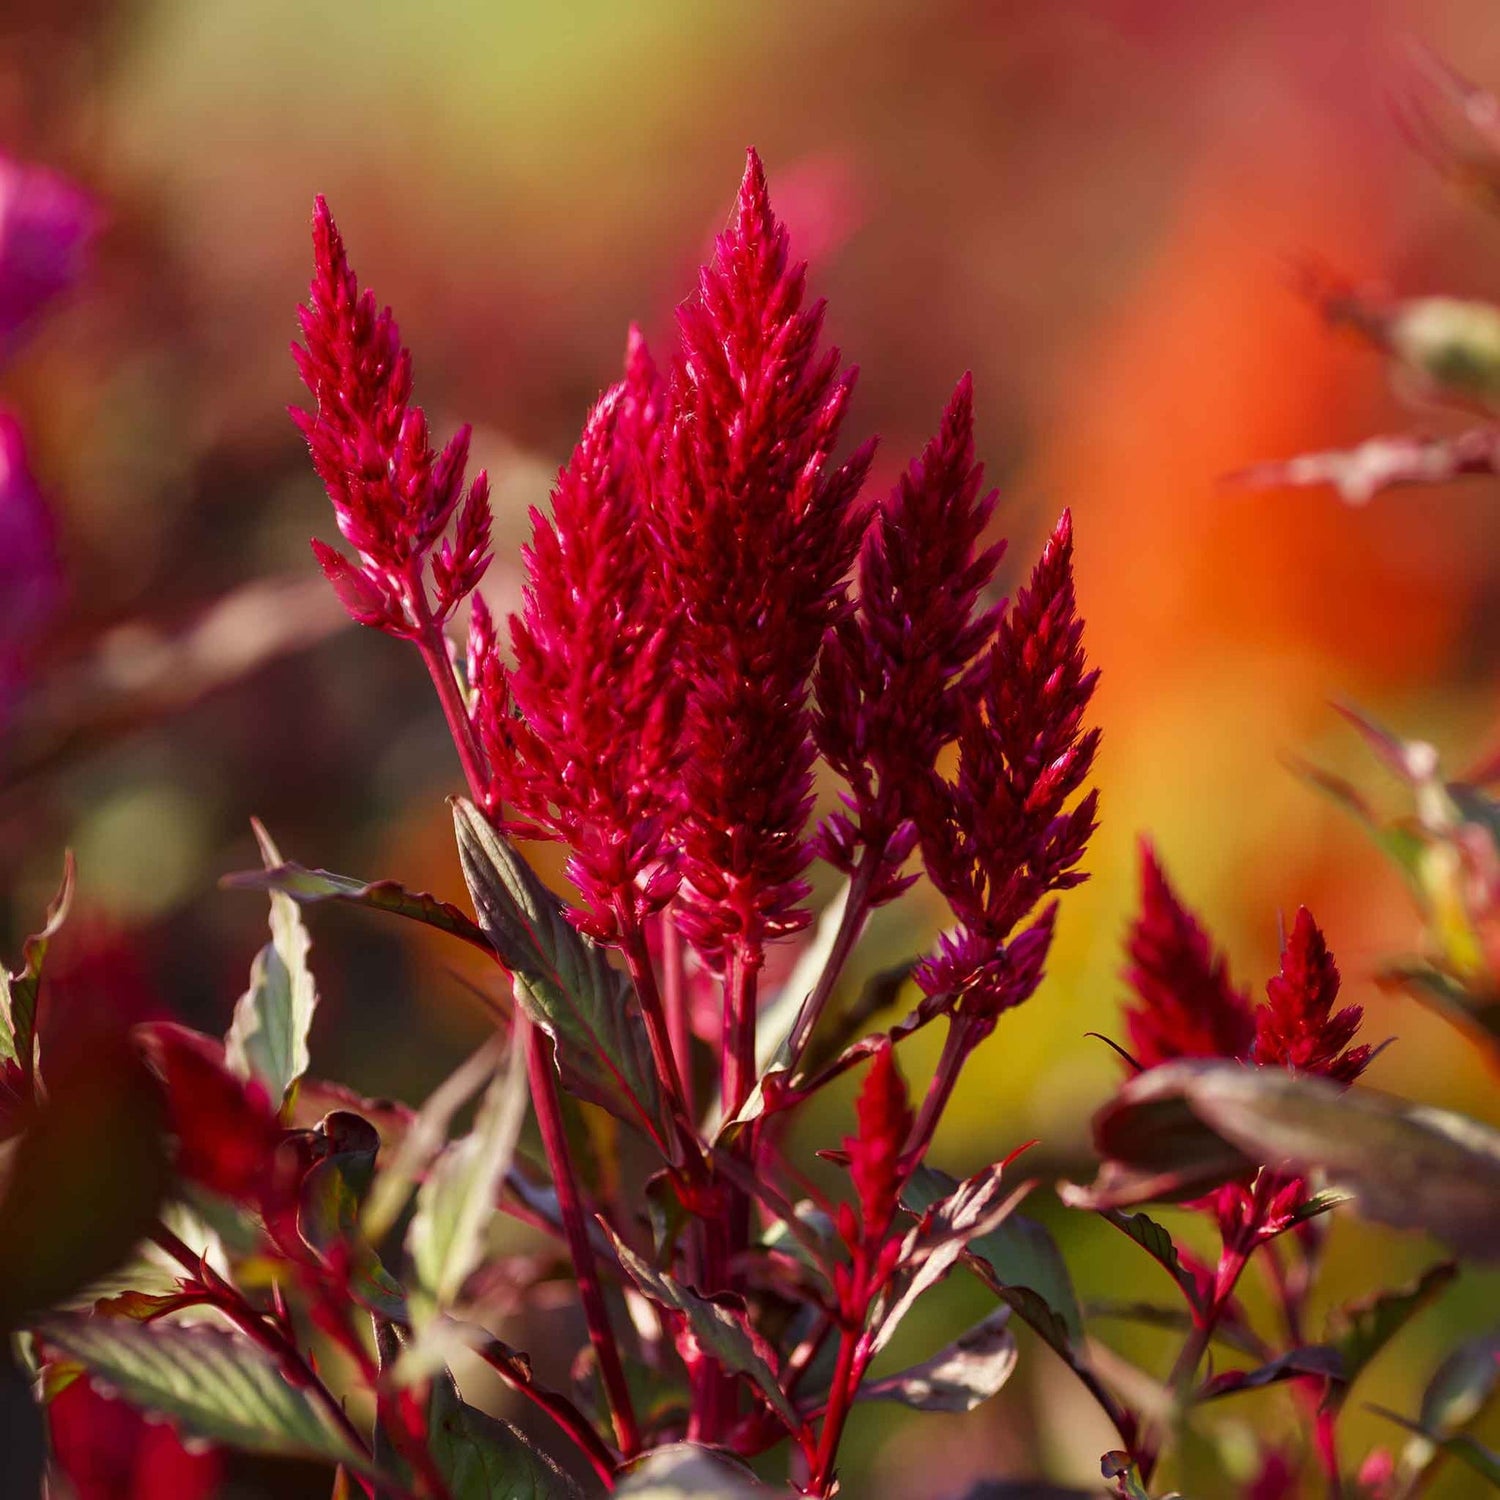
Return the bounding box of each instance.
[1419,1327,1500,1435]
[858,1308,1017,1411]
[602,1224,801,1433]
[905,1168,1085,1343]
[1064,1061,1500,1261]
[429,1377,584,1500]
[1329,1262,1458,1394]
[1198,1345,1345,1401]
[224,862,493,955]
[1377,959,1500,1049]
[453,799,668,1146]
[224,822,318,1112]
[1095,1209,1200,1313]
[39,1316,372,1469]
[1369,1404,1500,1485]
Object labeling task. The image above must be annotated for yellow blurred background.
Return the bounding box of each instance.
[3,0,1498,1493]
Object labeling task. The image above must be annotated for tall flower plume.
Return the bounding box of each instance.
[655,149,874,967]
[1121,848,1370,1085]
[291,197,491,636]
[1123,843,1256,1068]
[814,374,1004,902]
[471,331,682,938]
[917,512,1100,1023]
[1255,907,1371,1083]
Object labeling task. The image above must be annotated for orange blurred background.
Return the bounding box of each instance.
[2,0,1498,1493]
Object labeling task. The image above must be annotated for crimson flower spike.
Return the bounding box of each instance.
[1122,842,1256,1069]
[470,329,683,940]
[917,511,1100,1029]
[814,373,1005,903]
[291,197,491,636]
[656,148,875,972]
[1255,906,1372,1083]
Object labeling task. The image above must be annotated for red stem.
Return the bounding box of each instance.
[616,909,696,1155]
[903,1013,975,1164]
[526,1021,641,1457]
[787,856,879,1068]
[660,907,693,1118]
[408,598,636,1464]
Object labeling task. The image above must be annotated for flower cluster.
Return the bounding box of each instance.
[1121,842,1370,1086]
[292,198,491,636]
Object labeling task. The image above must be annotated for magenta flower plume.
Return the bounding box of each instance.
[473,330,682,939]
[1122,844,1256,1069]
[815,374,1004,902]
[0,154,97,355]
[917,512,1100,1022]
[657,148,874,967]
[1255,907,1371,1084]
[291,197,491,635]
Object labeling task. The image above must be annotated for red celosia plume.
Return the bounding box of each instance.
[815,374,1004,902]
[292,197,491,635]
[1123,842,1256,1068]
[917,511,1100,1021]
[1255,906,1371,1083]
[656,148,874,967]
[472,330,681,938]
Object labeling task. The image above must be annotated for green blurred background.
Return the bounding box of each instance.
[3,0,1499,1493]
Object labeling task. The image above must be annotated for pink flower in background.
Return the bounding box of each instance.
[0,415,61,727]
[0,154,97,354]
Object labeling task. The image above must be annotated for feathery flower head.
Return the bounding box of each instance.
[657,149,874,967]
[815,374,1004,901]
[292,197,490,635]
[1123,843,1256,1069]
[473,330,682,938]
[917,512,1099,1019]
[1255,906,1371,1083]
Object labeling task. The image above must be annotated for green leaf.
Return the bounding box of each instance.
[904,1168,1085,1343]
[1064,1060,1500,1261]
[1328,1261,1458,1395]
[858,1308,1017,1412]
[452,799,667,1145]
[408,1037,529,1310]
[1370,1404,1500,1485]
[361,1036,506,1245]
[615,1444,779,1497]
[601,1224,802,1433]
[1377,958,1500,1049]
[1096,1209,1200,1312]
[224,822,318,1112]
[1420,1327,1500,1435]
[224,861,493,954]
[38,1315,372,1469]
[1198,1345,1345,1401]
[428,1377,584,1499]
[0,852,75,1084]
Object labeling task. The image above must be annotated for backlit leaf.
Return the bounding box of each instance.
[858,1308,1017,1411]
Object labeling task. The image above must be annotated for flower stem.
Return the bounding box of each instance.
[787,856,878,1069]
[525,1021,642,1458]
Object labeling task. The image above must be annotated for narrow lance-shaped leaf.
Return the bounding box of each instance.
[223,862,493,955]
[903,1166,1085,1342]
[1370,1405,1500,1487]
[428,1372,584,1500]
[39,1316,373,1472]
[224,822,318,1112]
[1328,1262,1458,1400]
[362,1036,506,1244]
[857,1308,1017,1412]
[452,798,668,1145]
[0,851,75,1084]
[1064,1060,1500,1260]
[601,1223,803,1433]
[409,1034,530,1311]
